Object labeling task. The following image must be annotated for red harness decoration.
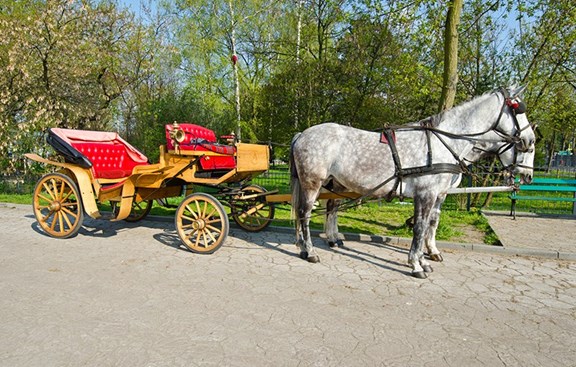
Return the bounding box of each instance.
[380,130,397,145]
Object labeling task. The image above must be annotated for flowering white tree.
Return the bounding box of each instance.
[0,0,134,173]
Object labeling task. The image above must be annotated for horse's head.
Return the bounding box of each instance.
[485,86,535,185]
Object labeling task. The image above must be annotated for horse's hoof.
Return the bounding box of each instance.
[328,239,344,248]
[422,265,433,273]
[412,271,427,279]
[307,255,320,263]
[429,253,444,262]
[299,251,308,260]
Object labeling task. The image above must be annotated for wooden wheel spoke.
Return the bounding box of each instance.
[37,204,51,211]
[185,204,199,219]
[49,212,58,231]
[195,200,202,217]
[204,218,222,225]
[184,228,196,238]
[194,230,201,248]
[230,186,272,233]
[204,207,217,220]
[133,202,145,212]
[61,210,74,229]
[60,206,78,219]
[58,181,66,199]
[181,214,196,223]
[201,201,209,218]
[60,189,74,202]
[205,229,217,244]
[42,182,56,200]
[57,211,64,232]
[201,231,209,247]
[205,224,222,235]
[41,210,55,223]
[37,193,53,204]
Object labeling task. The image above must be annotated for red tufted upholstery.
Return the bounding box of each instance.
[165,123,236,170]
[49,128,149,180]
[73,142,145,179]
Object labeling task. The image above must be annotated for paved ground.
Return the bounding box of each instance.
[483,211,576,256]
[0,203,575,367]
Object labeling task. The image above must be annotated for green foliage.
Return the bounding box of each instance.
[1,0,575,174]
[0,0,135,173]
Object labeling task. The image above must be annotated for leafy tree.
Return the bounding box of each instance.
[0,0,135,173]
[512,0,576,165]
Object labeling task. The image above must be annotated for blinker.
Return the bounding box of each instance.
[506,98,526,115]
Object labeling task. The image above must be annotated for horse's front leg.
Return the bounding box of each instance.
[325,199,343,248]
[425,194,446,262]
[409,195,435,278]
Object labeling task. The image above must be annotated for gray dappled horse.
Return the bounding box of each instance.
[290,87,535,278]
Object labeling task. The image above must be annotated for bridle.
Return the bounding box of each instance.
[479,88,534,173]
[375,88,535,196]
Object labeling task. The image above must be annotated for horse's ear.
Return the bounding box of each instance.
[510,85,527,98]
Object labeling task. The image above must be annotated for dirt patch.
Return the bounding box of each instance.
[451,224,486,244]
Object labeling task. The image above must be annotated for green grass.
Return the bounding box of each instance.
[0,192,499,244]
[268,200,498,245]
[0,193,32,205]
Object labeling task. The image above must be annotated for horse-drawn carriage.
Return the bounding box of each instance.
[26,87,536,279]
[25,123,274,254]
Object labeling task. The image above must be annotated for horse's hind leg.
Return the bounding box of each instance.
[295,190,321,263]
[325,199,343,248]
[425,194,446,262]
[409,194,436,278]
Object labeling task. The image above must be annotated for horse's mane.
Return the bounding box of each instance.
[422,92,498,132]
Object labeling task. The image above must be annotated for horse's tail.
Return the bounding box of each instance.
[289,133,302,238]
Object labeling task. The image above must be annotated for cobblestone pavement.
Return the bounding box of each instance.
[0,204,575,367]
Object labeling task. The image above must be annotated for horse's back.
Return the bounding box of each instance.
[292,123,397,192]
[293,123,379,167]
[294,123,378,152]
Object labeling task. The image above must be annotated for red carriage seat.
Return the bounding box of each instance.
[165,123,236,170]
[47,128,149,180]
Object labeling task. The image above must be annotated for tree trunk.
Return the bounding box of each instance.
[294,0,303,129]
[228,0,242,141]
[438,0,463,113]
[546,131,557,173]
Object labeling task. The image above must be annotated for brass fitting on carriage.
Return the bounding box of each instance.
[169,122,186,150]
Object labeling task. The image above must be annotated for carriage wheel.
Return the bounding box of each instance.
[115,200,153,222]
[231,185,274,232]
[33,173,84,238]
[175,193,229,254]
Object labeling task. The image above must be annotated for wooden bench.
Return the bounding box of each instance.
[509,177,576,218]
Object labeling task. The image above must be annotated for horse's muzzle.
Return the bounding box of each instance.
[519,173,533,184]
